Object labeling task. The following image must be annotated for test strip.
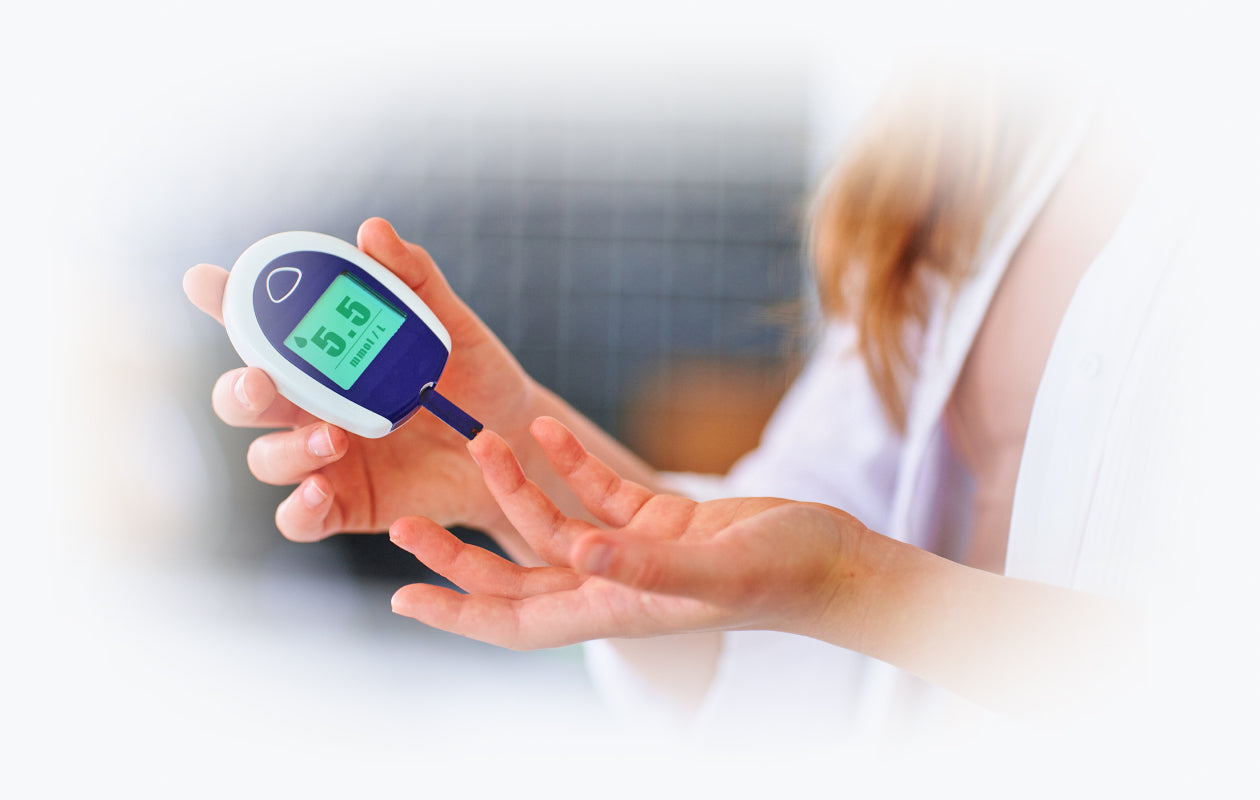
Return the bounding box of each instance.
[419,386,483,440]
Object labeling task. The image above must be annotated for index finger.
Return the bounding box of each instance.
[468,430,595,566]
[183,263,228,324]
[530,416,654,528]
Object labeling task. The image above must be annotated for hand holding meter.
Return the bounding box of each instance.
[223,231,482,439]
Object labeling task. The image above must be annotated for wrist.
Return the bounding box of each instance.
[787,514,922,657]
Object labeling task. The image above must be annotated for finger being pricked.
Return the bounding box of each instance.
[530,416,653,527]
[466,429,595,565]
[389,516,580,599]
[246,422,349,485]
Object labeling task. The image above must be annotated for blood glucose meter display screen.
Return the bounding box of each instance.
[283,272,406,390]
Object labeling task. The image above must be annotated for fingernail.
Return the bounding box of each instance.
[302,479,328,508]
[234,373,253,410]
[581,543,613,575]
[308,426,335,458]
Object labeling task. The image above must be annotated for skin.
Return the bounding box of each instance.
[187,217,1139,719]
[184,217,659,563]
[389,417,870,649]
[390,417,1137,719]
[186,217,717,702]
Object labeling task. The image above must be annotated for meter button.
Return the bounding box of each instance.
[266,267,302,303]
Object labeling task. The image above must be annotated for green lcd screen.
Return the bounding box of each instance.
[284,272,406,390]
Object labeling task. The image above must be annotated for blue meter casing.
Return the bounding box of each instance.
[223,231,480,439]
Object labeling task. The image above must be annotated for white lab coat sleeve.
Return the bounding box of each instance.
[584,320,906,740]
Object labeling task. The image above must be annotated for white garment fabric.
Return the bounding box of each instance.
[585,127,1260,745]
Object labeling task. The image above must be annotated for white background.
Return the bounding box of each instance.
[3,1,1256,794]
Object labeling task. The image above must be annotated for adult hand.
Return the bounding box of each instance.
[389,416,1142,722]
[184,218,538,559]
[389,416,873,649]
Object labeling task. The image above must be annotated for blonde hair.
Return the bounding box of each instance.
[809,66,1045,429]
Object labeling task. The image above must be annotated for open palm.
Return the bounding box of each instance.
[389,417,864,650]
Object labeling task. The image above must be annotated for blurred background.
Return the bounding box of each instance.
[5,0,1254,791]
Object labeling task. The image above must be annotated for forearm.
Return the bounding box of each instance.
[811,530,1144,718]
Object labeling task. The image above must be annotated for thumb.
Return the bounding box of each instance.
[570,532,745,604]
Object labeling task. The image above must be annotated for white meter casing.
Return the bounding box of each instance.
[222,231,475,439]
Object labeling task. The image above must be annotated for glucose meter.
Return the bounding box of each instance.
[223,231,482,439]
